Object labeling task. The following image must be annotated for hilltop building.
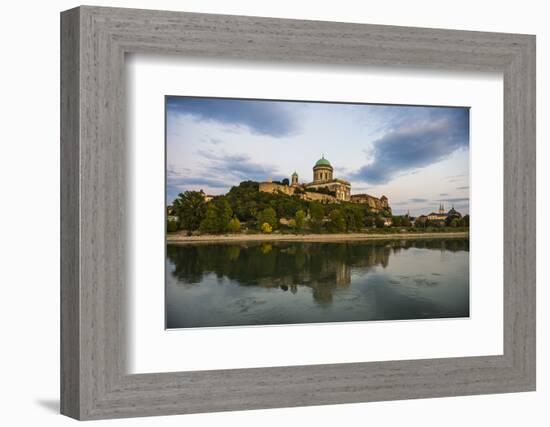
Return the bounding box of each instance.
[259,155,388,211]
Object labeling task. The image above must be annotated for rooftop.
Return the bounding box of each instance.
[314,155,332,167]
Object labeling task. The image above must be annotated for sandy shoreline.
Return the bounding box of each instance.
[166,231,469,244]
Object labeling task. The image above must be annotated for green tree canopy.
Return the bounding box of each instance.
[328,209,346,232]
[257,207,277,230]
[374,216,386,228]
[391,216,402,227]
[309,202,325,232]
[342,205,364,232]
[172,191,207,231]
[228,217,241,233]
[295,209,306,231]
[199,197,233,234]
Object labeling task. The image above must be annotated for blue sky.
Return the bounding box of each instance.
[166,96,470,216]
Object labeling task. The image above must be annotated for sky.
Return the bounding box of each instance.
[166,96,470,216]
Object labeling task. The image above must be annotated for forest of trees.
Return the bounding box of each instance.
[168,181,468,235]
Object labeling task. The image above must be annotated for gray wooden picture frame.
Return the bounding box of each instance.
[60,5,536,420]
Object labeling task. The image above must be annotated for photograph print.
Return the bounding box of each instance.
[165,96,470,329]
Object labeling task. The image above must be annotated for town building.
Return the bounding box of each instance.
[416,204,463,226]
[426,204,449,221]
[259,156,388,210]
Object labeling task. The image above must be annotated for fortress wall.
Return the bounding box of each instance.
[259,182,295,196]
[260,182,389,208]
[302,191,336,203]
[350,194,389,211]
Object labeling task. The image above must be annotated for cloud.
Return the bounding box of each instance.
[409,198,429,203]
[169,176,229,189]
[436,197,469,203]
[167,97,299,137]
[201,136,223,145]
[167,150,282,201]
[197,150,279,182]
[166,167,229,201]
[351,108,469,184]
[440,193,449,196]
[456,186,469,190]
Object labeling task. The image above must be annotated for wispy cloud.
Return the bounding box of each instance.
[197,150,280,182]
[167,150,282,202]
[167,97,299,137]
[456,186,469,190]
[351,108,469,185]
[436,197,469,203]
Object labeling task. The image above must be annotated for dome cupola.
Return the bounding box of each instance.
[314,155,332,167]
[312,155,333,182]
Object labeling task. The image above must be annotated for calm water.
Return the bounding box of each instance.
[166,238,469,328]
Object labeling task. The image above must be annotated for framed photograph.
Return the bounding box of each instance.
[61,6,536,420]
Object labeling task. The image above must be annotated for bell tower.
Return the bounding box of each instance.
[291,171,298,186]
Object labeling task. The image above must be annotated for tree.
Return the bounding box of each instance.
[166,218,179,232]
[261,222,273,234]
[228,217,241,233]
[257,207,277,230]
[364,216,375,227]
[328,209,346,232]
[282,178,290,186]
[402,216,412,227]
[463,214,470,227]
[309,202,325,232]
[448,218,459,228]
[216,198,233,233]
[415,216,427,228]
[199,203,221,234]
[199,197,233,234]
[295,210,306,231]
[171,191,207,231]
[374,216,386,228]
[342,205,364,232]
[392,215,402,227]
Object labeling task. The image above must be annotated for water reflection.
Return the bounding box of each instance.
[166,239,469,328]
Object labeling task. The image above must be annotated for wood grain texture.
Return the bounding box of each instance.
[60,7,80,419]
[60,6,536,420]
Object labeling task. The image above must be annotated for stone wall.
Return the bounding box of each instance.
[302,191,336,203]
[258,182,296,196]
[350,193,388,211]
[259,182,338,203]
[258,182,391,208]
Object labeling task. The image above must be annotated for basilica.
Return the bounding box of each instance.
[259,156,389,211]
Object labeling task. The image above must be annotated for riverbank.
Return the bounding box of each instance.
[167,231,469,244]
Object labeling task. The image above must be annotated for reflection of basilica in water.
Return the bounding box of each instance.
[167,239,469,305]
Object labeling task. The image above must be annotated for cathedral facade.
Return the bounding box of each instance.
[259,156,388,211]
[298,156,351,202]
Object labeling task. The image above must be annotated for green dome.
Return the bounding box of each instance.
[314,156,332,167]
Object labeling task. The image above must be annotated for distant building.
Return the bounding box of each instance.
[199,190,215,203]
[426,204,448,221]
[259,155,388,209]
[421,204,463,225]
